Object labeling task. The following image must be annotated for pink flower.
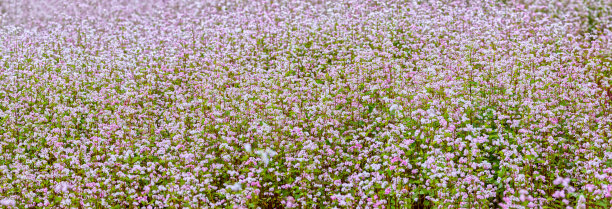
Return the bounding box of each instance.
[250,181,261,188]
[585,184,595,192]
[527,202,537,208]
[550,117,558,125]
[327,148,335,155]
[285,196,297,208]
[552,190,565,198]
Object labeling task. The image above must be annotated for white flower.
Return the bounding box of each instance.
[255,150,271,166]
[244,143,252,153]
[266,148,277,157]
[576,194,586,209]
[54,182,73,194]
[420,118,431,124]
[0,198,15,207]
[390,104,402,112]
[225,182,242,191]
[371,163,381,171]
[61,197,72,206]
[242,94,251,101]
[261,153,270,166]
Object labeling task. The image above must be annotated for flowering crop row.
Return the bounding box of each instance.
[0,0,611,208]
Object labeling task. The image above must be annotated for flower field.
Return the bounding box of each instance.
[0,0,611,208]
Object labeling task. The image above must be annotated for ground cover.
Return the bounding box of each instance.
[0,0,611,208]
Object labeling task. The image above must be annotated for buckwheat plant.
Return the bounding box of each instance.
[0,0,611,208]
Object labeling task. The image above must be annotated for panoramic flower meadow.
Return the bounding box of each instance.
[0,0,611,208]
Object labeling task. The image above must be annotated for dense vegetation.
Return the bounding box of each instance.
[0,0,611,208]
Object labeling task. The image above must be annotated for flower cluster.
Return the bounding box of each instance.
[0,0,611,208]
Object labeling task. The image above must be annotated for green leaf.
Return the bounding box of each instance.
[595,200,610,207]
